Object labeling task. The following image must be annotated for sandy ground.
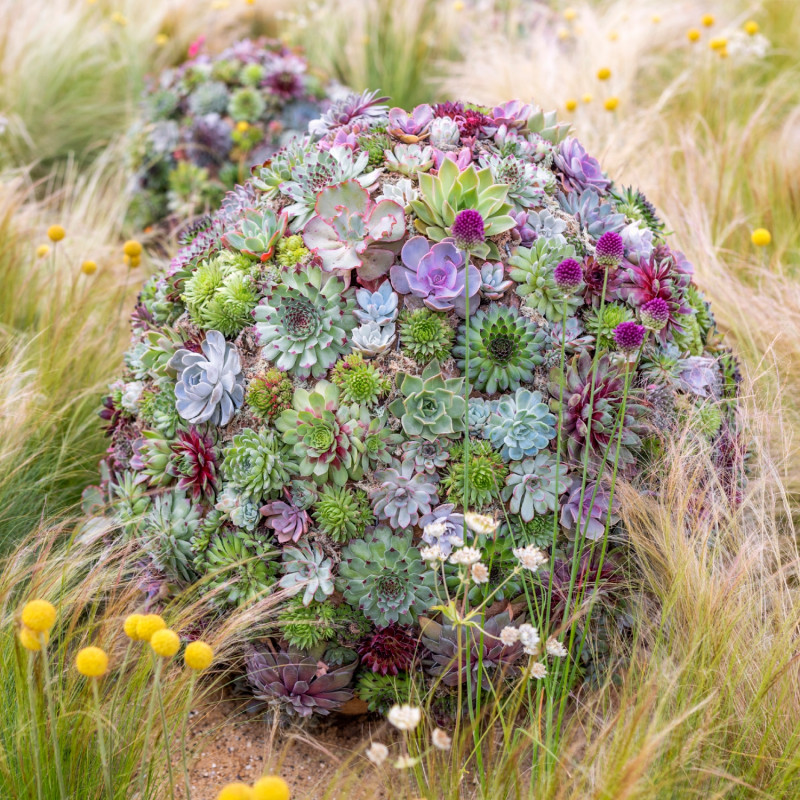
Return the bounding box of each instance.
[180,695,393,800]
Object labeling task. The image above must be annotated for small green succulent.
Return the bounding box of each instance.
[111,471,151,536]
[279,599,338,651]
[246,368,294,422]
[507,239,582,321]
[221,428,299,501]
[223,208,288,261]
[358,132,393,169]
[398,308,455,364]
[356,671,413,713]
[275,234,311,267]
[388,359,466,441]
[442,439,508,510]
[167,161,223,218]
[139,384,181,438]
[137,430,174,487]
[331,352,391,406]
[313,485,374,542]
[229,86,267,122]
[337,527,436,626]
[584,302,635,348]
[142,489,202,584]
[410,159,516,260]
[356,411,405,474]
[454,304,547,395]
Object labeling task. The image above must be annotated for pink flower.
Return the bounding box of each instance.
[188,36,206,59]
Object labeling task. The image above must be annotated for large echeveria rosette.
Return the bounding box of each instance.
[93,92,740,721]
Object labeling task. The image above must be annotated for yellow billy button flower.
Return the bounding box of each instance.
[155,33,169,46]
[604,97,620,111]
[751,228,772,247]
[151,628,180,658]
[137,614,166,642]
[687,28,701,42]
[21,599,57,633]
[563,7,577,21]
[19,627,48,651]
[582,93,592,104]
[76,646,109,678]
[236,120,250,133]
[184,641,214,671]
[47,225,66,242]
[253,776,291,800]
[81,260,97,275]
[565,98,577,112]
[124,613,144,640]
[709,37,727,51]
[123,239,143,258]
[36,244,51,258]
[217,783,254,800]
[701,14,714,27]
[596,67,611,80]
[128,255,141,268]
[744,20,759,36]
[652,14,661,23]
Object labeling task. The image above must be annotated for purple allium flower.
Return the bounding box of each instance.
[613,321,646,353]
[554,137,611,195]
[390,235,481,317]
[553,258,584,294]
[451,209,486,251]
[595,231,624,267]
[640,297,670,331]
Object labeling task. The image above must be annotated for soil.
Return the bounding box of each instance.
[180,693,393,800]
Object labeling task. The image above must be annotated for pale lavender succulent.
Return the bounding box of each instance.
[354,281,399,325]
[558,189,626,239]
[169,330,244,426]
[278,543,335,606]
[351,321,396,356]
[401,439,449,475]
[490,100,534,129]
[309,88,389,137]
[385,144,435,175]
[260,491,310,544]
[432,147,473,172]
[390,235,480,318]
[560,478,620,541]
[388,104,434,139]
[525,208,568,243]
[418,503,465,556]
[371,460,438,530]
[186,113,232,167]
[429,116,460,148]
[679,356,722,398]
[620,221,655,262]
[502,451,565,522]
[554,137,611,194]
[479,262,513,300]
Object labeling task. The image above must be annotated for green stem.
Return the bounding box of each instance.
[137,657,161,799]
[154,658,176,800]
[26,656,43,800]
[181,673,197,800]
[39,636,67,800]
[92,679,113,800]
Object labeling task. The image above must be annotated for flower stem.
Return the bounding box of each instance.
[91,679,113,800]
[25,656,43,800]
[137,657,161,799]
[39,635,67,800]
[154,657,176,799]
[181,673,198,800]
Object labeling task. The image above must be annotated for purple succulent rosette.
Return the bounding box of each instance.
[93,92,741,723]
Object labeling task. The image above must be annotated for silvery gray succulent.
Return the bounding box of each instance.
[354,281,399,325]
[525,208,568,243]
[351,321,396,356]
[502,451,565,522]
[419,503,465,556]
[483,387,558,461]
[278,543,335,606]
[371,460,438,530]
[169,330,244,426]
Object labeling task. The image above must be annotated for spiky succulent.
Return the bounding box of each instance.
[502,451,565,521]
[357,671,413,713]
[337,527,436,626]
[558,189,626,239]
[410,159,516,260]
[142,489,202,583]
[331,352,391,407]
[276,381,366,486]
[222,208,288,261]
[480,152,555,211]
[245,645,357,717]
[454,304,546,394]
[170,428,219,501]
[583,302,635,348]
[313,485,374,542]
[221,428,298,502]
[442,439,508,509]
[254,266,357,379]
[398,308,455,363]
[388,360,466,441]
[246,368,294,422]
[278,543,335,606]
[611,185,664,234]
[358,623,418,676]
[278,599,337,651]
[483,388,557,461]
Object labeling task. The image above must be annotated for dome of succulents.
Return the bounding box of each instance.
[94,96,740,720]
[127,38,345,228]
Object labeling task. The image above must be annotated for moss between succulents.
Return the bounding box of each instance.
[95,92,740,723]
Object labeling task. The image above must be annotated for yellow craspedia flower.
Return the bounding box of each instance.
[245,0,256,5]
[597,67,611,80]
[701,14,714,27]
[582,93,592,104]
[236,120,250,133]
[452,0,465,10]
[652,14,661,23]
[110,11,127,25]
[608,31,618,41]
[556,27,569,41]
[124,613,144,640]
[19,627,48,651]
[709,37,727,51]
[123,240,143,258]
[22,599,56,633]
[565,98,578,112]
[81,260,97,275]
[47,225,66,242]
[137,614,166,642]
[128,255,141,269]
[76,646,109,678]
[687,28,701,42]
[718,47,728,59]
[563,7,577,21]
[604,97,619,112]
[151,628,180,658]
[751,228,772,247]
[744,20,759,36]
[36,244,51,258]
[155,33,169,46]
[253,776,290,800]
[184,641,214,671]
[217,783,254,800]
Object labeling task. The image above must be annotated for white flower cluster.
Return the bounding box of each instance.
[513,544,548,572]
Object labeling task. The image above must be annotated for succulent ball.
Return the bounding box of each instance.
[21,599,57,633]
[76,646,109,678]
[95,93,737,723]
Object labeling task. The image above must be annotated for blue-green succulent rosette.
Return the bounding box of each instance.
[127,37,345,229]
[93,92,742,719]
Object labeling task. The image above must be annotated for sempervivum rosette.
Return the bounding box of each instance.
[93,94,742,722]
[127,37,345,228]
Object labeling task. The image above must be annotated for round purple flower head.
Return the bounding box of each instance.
[613,321,646,353]
[451,209,485,251]
[595,231,624,268]
[640,297,670,331]
[553,258,584,294]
